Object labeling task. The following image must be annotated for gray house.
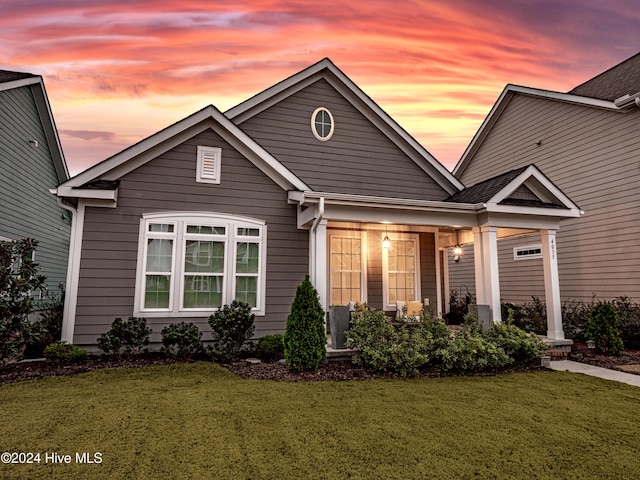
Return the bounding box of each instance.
[0,70,70,297]
[451,52,640,306]
[55,59,580,348]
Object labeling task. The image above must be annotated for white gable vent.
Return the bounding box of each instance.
[196,146,222,184]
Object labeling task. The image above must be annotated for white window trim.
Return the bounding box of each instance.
[134,212,267,317]
[513,243,543,261]
[382,232,421,311]
[328,230,368,306]
[196,146,222,184]
[311,107,335,141]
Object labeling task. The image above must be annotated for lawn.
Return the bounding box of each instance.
[1,363,639,479]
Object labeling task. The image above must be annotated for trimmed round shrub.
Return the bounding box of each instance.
[161,322,203,357]
[255,334,285,362]
[97,317,152,356]
[208,300,255,363]
[44,341,87,365]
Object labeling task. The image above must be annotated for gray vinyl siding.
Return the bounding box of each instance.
[73,128,308,346]
[238,79,450,201]
[0,85,70,296]
[448,245,476,304]
[457,94,640,302]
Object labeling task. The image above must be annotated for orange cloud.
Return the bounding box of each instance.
[1,1,638,174]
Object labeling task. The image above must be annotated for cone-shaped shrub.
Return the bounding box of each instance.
[284,275,326,372]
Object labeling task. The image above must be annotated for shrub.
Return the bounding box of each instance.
[161,322,203,358]
[484,321,547,364]
[0,238,47,365]
[587,302,624,355]
[561,297,595,341]
[255,334,285,362]
[612,296,640,349]
[347,310,450,377]
[97,317,152,356]
[24,285,65,358]
[208,300,255,363]
[44,341,87,365]
[501,297,547,335]
[446,328,511,372]
[283,275,326,372]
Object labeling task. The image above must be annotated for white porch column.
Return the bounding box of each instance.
[310,218,328,316]
[472,227,486,306]
[480,226,501,323]
[540,229,564,340]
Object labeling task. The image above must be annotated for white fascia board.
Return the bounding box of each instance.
[321,70,464,193]
[227,58,463,194]
[56,185,117,201]
[289,190,478,213]
[59,105,309,192]
[60,107,217,188]
[488,165,581,212]
[0,76,40,92]
[453,84,620,177]
[483,202,582,218]
[226,60,328,122]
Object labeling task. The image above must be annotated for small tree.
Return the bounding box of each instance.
[283,275,326,372]
[587,302,624,355]
[0,238,46,365]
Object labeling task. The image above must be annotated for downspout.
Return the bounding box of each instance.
[55,196,78,343]
[309,197,325,283]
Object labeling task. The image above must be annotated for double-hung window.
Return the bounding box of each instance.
[329,232,367,305]
[382,233,420,310]
[135,213,266,317]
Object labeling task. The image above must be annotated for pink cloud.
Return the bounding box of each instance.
[1,0,638,173]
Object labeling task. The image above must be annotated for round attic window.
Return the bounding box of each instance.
[311,107,334,141]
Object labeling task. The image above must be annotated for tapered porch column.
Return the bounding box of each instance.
[540,229,564,340]
[310,218,328,316]
[478,226,501,323]
[472,227,486,306]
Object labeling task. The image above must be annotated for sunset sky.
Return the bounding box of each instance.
[1,1,639,176]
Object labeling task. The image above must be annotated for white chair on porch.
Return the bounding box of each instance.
[396,300,424,322]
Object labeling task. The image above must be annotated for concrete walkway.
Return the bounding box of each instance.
[550,360,640,387]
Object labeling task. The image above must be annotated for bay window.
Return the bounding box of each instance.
[135,213,266,316]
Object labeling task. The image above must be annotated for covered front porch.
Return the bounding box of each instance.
[288,166,582,341]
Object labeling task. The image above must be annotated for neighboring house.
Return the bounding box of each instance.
[0,70,70,299]
[451,52,640,306]
[54,59,580,348]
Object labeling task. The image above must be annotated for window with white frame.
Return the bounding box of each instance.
[513,244,542,261]
[382,233,420,309]
[311,107,334,141]
[329,232,366,305]
[135,213,266,316]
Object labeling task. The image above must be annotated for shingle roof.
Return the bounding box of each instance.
[0,70,37,84]
[445,166,529,204]
[569,52,640,101]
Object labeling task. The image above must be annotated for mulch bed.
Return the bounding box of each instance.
[2,342,640,386]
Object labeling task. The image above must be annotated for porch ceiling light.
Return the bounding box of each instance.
[453,230,462,262]
[383,224,391,249]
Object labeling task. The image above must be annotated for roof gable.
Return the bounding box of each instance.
[227,58,464,195]
[453,84,622,177]
[0,70,68,183]
[57,105,309,201]
[447,164,581,217]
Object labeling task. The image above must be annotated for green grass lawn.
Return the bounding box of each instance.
[1,363,639,479]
